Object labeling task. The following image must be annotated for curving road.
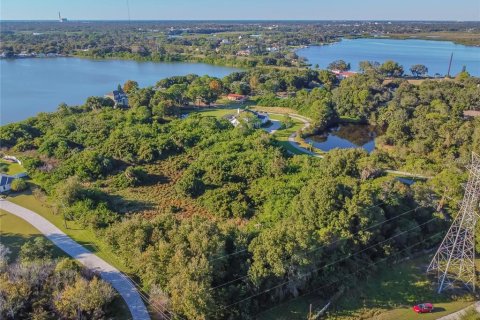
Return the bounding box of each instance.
[0,200,150,320]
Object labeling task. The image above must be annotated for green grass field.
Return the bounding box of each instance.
[0,159,25,175]
[0,209,66,260]
[259,257,477,320]
[193,107,239,118]
[267,114,308,155]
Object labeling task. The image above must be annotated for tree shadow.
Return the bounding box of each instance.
[142,173,169,186]
[105,194,155,215]
[0,232,66,261]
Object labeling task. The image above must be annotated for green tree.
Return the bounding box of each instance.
[54,277,115,319]
[410,64,428,77]
[54,176,84,206]
[114,166,147,188]
[359,60,380,74]
[176,171,205,197]
[19,237,53,262]
[380,60,404,77]
[318,70,337,90]
[152,100,179,118]
[123,80,139,94]
[327,59,350,71]
[85,96,114,110]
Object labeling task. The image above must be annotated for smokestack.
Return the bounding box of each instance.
[447,52,453,78]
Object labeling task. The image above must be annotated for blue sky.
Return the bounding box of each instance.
[1,0,479,21]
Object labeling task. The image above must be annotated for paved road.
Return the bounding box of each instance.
[264,119,282,134]
[0,200,150,320]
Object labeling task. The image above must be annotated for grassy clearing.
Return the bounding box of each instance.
[192,107,239,118]
[267,114,308,155]
[0,209,66,260]
[259,257,478,320]
[0,159,25,175]
[251,106,299,115]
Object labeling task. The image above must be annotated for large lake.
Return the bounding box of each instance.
[0,58,240,124]
[297,38,480,76]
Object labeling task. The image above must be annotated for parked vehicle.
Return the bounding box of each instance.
[413,303,434,313]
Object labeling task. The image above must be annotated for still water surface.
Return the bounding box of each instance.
[0,58,240,124]
[297,38,480,76]
[306,124,378,153]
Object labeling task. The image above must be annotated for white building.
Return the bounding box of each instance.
[225,109,270,128]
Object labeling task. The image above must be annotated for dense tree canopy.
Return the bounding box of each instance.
[1,66,479,318]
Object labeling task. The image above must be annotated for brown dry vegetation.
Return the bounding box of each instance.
[111,154,214,221]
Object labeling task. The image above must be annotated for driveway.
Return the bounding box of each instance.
[264,112,324,158]
[263,119,282,134]
[0,200,150,320]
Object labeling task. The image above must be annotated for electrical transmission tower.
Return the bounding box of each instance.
[428,152,480,293]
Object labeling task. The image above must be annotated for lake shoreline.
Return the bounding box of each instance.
[297,38,480,76]
[0,58,240,124]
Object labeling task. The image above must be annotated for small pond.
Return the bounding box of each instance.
[306,123,379,153]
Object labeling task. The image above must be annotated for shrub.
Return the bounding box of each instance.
[175,171,205,197]
[19,237,53,262]
[113,166,148,188]
[10,179,28,192]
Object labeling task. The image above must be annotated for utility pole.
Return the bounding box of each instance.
[427,152,480,293]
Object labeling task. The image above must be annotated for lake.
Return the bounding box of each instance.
[306,124,378,153]
[297,38,480,76]
[0,58,240,124]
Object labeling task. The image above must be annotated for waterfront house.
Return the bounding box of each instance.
[105,90,129,108]
[331,70,357,80]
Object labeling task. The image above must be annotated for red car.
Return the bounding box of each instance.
[413,303,434,313]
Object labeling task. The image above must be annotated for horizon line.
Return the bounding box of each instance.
[1,19,479,22]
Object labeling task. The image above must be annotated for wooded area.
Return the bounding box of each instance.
[1,62,479,318]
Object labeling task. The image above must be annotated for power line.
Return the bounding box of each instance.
[221,216,439,310]
[428,152,480,293]
[210,204,426,291]
[73,227,176,320]
[254,230,444,318]
[208,200,387,263]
